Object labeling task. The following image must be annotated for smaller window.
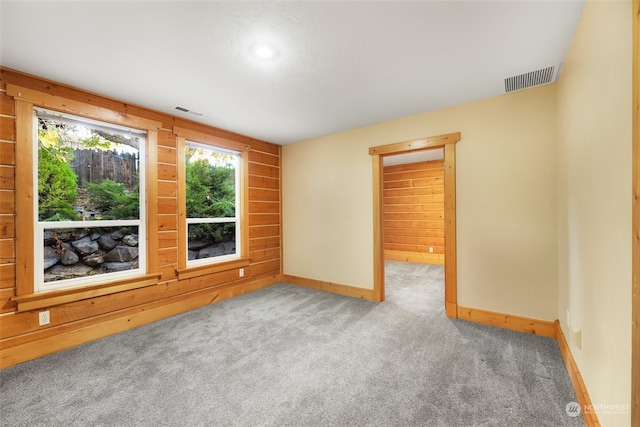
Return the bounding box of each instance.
[185,141,241,265]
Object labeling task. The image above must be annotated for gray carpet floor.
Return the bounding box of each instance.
[0,261,583,426]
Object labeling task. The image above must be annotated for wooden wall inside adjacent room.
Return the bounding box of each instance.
[0,68,282,368]
[382,159,444,265]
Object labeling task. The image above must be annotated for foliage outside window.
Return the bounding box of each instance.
[185,141,240,265]
[35,108,146,291]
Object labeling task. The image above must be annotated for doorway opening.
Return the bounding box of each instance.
[369,132,460,318]
[381,149,445,307]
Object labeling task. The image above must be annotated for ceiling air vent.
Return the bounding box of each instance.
[174,106,203,116]
[504,65,560,93]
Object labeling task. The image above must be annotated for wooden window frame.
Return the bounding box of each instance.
[8,84,162,311]
[369,132,460,317]
[174,126,250,280]
[33,107,148,292]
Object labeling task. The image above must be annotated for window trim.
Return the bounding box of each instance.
[12,273,160,312]
[9,84,161,307]
[33,107,147,292]
[174,126,250,279]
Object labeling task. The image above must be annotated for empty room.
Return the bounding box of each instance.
[0,1,637,426]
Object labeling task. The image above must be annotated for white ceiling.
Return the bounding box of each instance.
[0,1,584,145]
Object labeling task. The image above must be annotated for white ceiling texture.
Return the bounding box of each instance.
[0,1,584,146]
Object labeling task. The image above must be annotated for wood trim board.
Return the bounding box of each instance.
[369,133,460,156]
[146,130,159,275]
[457,306,556,338]
[7,84,162,131]
[443,143,457,318]
[282,274,375,301]
[369,132,460,316]
[14,100,33,297]
[11,274,160,312]
[631,1,639,425]
[372,155,385,302]
[555,321,600,426]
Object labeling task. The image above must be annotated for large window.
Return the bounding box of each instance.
[185,141,240,265]
[34,108,146,292]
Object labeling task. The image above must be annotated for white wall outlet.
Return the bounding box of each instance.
[239,268,245,277]
[429,247,434,253]
[573,328,582,350]
[38,310,50,326]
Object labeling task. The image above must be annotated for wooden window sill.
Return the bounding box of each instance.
[176,257,251,280]
[12,274,161,312]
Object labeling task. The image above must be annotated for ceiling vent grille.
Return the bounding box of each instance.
[174,106,203,116]
[504,65,560,93]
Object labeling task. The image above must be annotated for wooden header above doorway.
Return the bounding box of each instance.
[368,132,461,156]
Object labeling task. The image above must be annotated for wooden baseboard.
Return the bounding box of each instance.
[384,250,445,265]
[0,274,281,369]
[445,302,458,318]
[282,274,375,301]
[555,321,600,426]
[457,306,556,338]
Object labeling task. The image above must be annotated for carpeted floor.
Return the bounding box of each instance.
[0,261,583,426]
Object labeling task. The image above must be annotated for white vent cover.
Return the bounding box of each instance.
[504,65,560,93]
[174,106,203,116]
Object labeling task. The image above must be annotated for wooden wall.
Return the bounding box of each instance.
[0,68,282,368]
[383,159,444,265]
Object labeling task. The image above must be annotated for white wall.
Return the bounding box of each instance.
[283,84,559,321]
[557,1,632,425]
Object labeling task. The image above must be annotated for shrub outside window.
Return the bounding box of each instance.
[34,108,146,292]
[185,141,240,265]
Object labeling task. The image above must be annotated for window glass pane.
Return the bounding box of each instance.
[188,223,236,260]
[37,110,142,222]
[43,226,140,282]
[185,144,237,219]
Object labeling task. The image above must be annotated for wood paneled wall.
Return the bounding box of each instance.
[0,68,282,368]
[383,159,444,265]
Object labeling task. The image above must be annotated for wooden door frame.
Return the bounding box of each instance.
[369,132,460,318]
[631,0,639,423]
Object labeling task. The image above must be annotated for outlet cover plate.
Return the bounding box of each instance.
[38,310,50,326]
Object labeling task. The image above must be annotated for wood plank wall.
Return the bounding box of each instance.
[0,68,282,367]
[383,159,445,265]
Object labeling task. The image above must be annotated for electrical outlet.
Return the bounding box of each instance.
[429,247,434,253]
[239,268,245,277]
[38,310,50,326]
[573,329,582,350]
